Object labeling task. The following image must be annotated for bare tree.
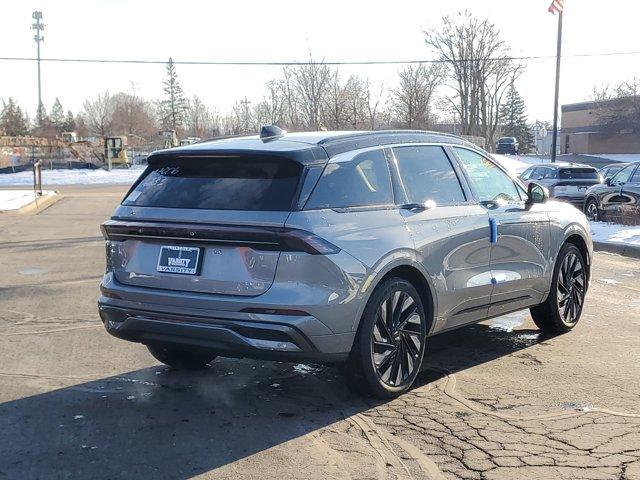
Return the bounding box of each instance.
[424,11,522,147]
[291,53,331,130]
[364,80,385,130]
[344,75,369,129]
[185,96,222,138]
[323,70,350,129]
[597,78,640,134]
[111,90,157,139]
[254,80,285,127]
[82,91,114,137]
[391,63,444,129]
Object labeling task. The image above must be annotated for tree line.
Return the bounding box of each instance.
[6,11,635,152]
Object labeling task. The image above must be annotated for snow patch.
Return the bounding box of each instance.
[0,166,145,186]
[590,221,640,247]
[491,154,537,175]
[0,190,56,211]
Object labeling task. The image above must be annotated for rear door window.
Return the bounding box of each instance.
[393,146,466,205]
[123,157,302,211]
[305,149,393,209]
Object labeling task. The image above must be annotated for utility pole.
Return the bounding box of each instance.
[548,1,564,162]
[240,97,252,133]
[31,11,45,125]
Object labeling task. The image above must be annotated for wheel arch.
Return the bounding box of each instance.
[352,257,437,334]
[563,232,592,288]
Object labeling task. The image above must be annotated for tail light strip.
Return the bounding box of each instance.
[100,220,340,255]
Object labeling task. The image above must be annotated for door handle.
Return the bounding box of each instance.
[489,218,498,244]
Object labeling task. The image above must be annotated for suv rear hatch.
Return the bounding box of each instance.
[103,150,327,296]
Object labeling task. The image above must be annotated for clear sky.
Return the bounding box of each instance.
[2,0,639,123]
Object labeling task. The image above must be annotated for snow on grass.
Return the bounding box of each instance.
[0,166,145,187]
[590,221,640,247]
[491,154,537,175]
[0,190,56,211]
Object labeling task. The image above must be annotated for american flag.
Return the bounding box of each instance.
[548,0,564,15]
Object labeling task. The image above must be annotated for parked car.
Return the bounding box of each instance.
[99,128,593,398]
[584,161,640,223]
[496,137,519,155]
[520,163,601,208]
[598,162,628,181]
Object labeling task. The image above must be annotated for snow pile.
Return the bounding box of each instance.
[590,221,640,247]
[0,190,56,211]
[584,154,640,163]
[0,166,145,187]
[492,154,537,175]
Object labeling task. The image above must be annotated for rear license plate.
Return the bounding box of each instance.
[157,246,202,275]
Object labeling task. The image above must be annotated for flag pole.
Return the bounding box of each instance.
[550,11,563,162]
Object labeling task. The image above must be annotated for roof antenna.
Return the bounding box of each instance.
[260,125,286,141]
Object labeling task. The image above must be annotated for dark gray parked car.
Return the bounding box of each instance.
[520,163,601,208]
[584,161,640,223]
[99,129,593,398]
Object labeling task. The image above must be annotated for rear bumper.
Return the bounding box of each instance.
[99,302,349,363]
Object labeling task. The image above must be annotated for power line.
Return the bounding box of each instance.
[0,50,639,66]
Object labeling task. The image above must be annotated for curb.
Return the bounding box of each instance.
[593,241,640,259]
[0,191,60,215]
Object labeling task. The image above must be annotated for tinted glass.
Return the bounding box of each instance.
[520,167,533,180]
[630,166,640,183]
[531,167,547,179]
[305,149,393,209]
[454,148,520,203]
[123,157,302,210]
[558,168,598,179]
[612,164,636,184]
[393,146,465,205]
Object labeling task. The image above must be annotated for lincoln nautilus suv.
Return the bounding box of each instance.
[99,128,593,398]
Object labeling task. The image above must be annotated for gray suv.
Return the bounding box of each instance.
[520,163,601,208]
[99,129,593,398]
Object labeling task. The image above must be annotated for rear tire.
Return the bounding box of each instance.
[344,277,427,399]
[530,243,587,334]
[147,345,216,370]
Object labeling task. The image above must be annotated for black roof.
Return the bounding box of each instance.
[150,130,478,165]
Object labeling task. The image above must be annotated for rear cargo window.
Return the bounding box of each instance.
[304,149,393,209]
[123,157,302,211]
[558,168,598,179]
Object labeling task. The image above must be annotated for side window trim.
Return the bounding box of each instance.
[449,145,526,204]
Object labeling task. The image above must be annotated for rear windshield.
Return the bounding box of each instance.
[498,138,516,144]
[558,168,599,179]
[123,157,302,210]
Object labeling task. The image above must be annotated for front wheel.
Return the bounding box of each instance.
[585,198,600,222]
[530,244,587,334]
[147,345,216,370]
[344,277,428,398]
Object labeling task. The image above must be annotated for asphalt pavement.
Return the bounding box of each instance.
[0,185,639,480]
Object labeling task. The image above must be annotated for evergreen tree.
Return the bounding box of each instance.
[0,98,29,135]
[499,82,534,153]
[63,110,76,132]
[50,98,65,130]
[159,57,188,132]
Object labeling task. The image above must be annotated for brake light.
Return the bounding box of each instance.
[277,230,341,255]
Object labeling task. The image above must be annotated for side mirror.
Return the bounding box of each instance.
[527,182,548,204]
[605,177,612,186]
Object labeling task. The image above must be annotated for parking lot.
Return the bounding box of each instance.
[1,185,639,480]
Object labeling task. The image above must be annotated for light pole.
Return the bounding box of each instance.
[31,11,45,125]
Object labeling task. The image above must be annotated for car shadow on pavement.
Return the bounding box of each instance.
[0,323,544,479]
